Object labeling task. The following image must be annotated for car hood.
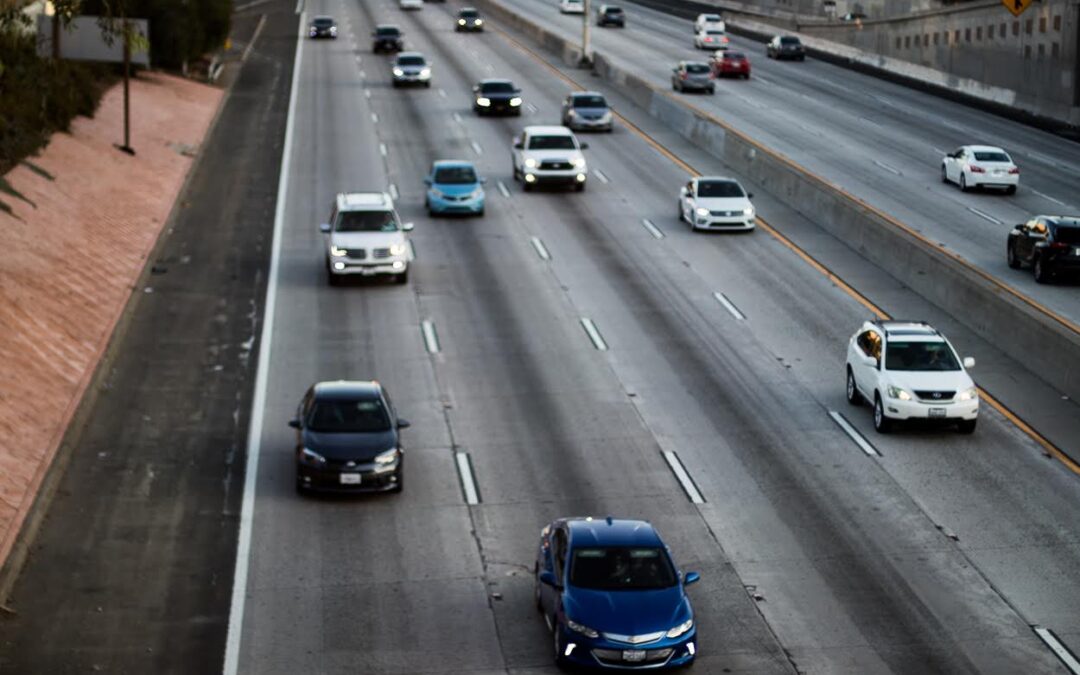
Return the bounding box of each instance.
[395,64,427,73]
[302,428,397,461]
[432,182,481,196]
[479,91,518,101]
[886,370,974,393]
[564,585,690,636]
[330,231,406,248]
[694,196,751,210]
[523,148,584,161]
[571,106,610,117]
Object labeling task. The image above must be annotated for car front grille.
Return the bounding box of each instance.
[592,648,674,667]
[915,390,955,401]
[346,248,366,259]
[540,160,573,170]
[710,210,743,217]
[372,248,391,259]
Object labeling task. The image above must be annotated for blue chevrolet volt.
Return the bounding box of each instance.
[535,517,700,669]
[424,160,485,217]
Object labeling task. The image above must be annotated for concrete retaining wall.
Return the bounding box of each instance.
[476,0,1080,403]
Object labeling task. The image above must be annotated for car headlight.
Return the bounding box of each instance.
[509,97,522,106]
[389,243,407,256]
[458,18,466,24]
[300,447,326,465]
[956,387,978,401]
[666,618,693,639]
[476,97,491,107]
[419,68,431,78]
[887,385,912,401]
[743,207,754,216]
[374,448,399,465]
[695,207,710,217]
[566,618,599,639]
[475,19,483,24]
[329,27,337,34]
[393,67,404,76]
[524,158,538,168]
[572,157,586,168]
[330,245,348,257]
[469,188,484,199]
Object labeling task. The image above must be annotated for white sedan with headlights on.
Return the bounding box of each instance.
[941,145,1019,194]
[678,177,755,231]
[391,52,431,88]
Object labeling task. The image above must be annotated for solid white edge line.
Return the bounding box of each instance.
[1034,627,1080,674]
[662,451,705,504]
[497,180,511,198]
[580,317,608,351]
[389,183,399,200]
[712,292,746,320]
[223,12,305,675]
[967,206,1003,225]
[529,236,551,261]
[828,411,881,457]
[421,319,440,354]
[641,218,664,239]
[455,452,480,505]
[593,169,609,184]
[470,140,483,156]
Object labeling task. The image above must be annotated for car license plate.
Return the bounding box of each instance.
[928,408,947,418]
[360,268,376,276]
[340,473,361,485]
[622,650,647,662]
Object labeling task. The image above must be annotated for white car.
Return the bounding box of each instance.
[845,320,979,434]
[678,176,755,231]
[560,0,584,14]
[694,29,730,50]
[694,13,724,32]
[320,192,414,285]
[511,125,588,192]
[941,145,1019,194]
[399,0,423,9]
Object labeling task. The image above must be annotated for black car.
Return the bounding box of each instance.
[1007,215,1080,283]
[456,7,484,31]
[472,78,522,116]
[767,35,806,60]
[596,4,625,27]
[289,381,409,494]
[372,25,404,53]
[309,15,337,39]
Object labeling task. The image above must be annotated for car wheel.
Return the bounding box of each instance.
[1005,185,1016,195]
[327,265,340,286]
[553,622,569,667]
[959,173,969,192]
[846,368,862,406]
[534,563,543,610]
[957,419,977,434]
[1007,241,1021,269]
[523,181,533,192]
[575,182,585,192]
[1034,255,1050,284]
[425,81,431,88]
[941,164,949,183]
[678,200,684,223]
[391,466,403,492]
[873,394,892,433]
[397,269,409,284]
[799,55,806,61]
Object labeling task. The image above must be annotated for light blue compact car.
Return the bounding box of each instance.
[424,160,486,217]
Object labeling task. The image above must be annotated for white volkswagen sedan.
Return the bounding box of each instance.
[678,177,755,231]
[941,145,1019,194]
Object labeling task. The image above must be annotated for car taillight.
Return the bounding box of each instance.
[1008,167,1020,174]
[1049,241,1069,249]
[968,165,985,173]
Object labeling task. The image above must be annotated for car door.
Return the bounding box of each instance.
[944,148,962,182]
[539,526,567,616]
[852,329,882,397]
[561,96,571,124]
[512,134,525,171]
[680,180,696,222]
[1014,218,1038,263]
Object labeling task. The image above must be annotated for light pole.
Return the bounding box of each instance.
[581,0,591,67]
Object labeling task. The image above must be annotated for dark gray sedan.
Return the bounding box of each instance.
[672,61,715,94]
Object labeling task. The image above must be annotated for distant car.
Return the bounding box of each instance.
[846,320,978,434]
[308,15,337,39]
[1007,215,1080,283]
[535,517,700,670]
[561,91,613,132]
[372,25,404,53]
[840,11,867,21]
[711,50,750,78]
[456,7,484,31]
[941,145,1019,194]
[473,78,523,115]
[694,29,729,50]
[678,177,755,231]
[596,4,625,27]
[511,125,589,192]
[290,381,409,494]
[560,0,584,14]
[319,192,413,285]
[399,0,422,9]
[425,160,486,216]
[391,51,431,87]
[767,35,805,60]
[671,61,714,94]
[694,12,724,32]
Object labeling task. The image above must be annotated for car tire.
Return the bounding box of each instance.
[941,164,949,183]
[957,419,977,435]
[677,200,684,223]
[575,182,585,192]
[397,269,409,284]
[846,368,862,406]
[873,394,892,433]
[425,81,431,88]
[327,265,340,286]
[799,55,806,61]
[1007,241,1021,269]
[1034,255,1051,284]
[523,181,533,192]
[1005,185,1016,195]
[553,623,569,668]
[959,173,969,192]
[295,479,310,496]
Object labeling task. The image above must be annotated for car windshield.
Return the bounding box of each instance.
[1053,227,1080,245]
[376,27,400,36]
[604,7,622,13]
[573,95,607,108]
[336,211,399,232]
[460,9,478,17]
[780,37,801,44]
[570,547,678,590]
[973,151,1011,162]
[697,180,744,197]
[397,55,425,66]
[306,399,391,433]
[434,166,478,184]
[313,18,334,27]
[885,341,961,371]
[685,63,711,74]
[529,135,575,150]
[480,81,516,93]
[701,14,720,21]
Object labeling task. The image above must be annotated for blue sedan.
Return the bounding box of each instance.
[535,517,700,669]
[424,160,485,216]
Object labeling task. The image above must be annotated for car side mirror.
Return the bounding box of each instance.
[402,222,415,232]
[963,357,975,369]
[288,419,301,429]
[424,177,432,185]
[579,142,589,150]
[684,571,700,586]
[319,223,332,233]
[747,192,754,199]
[539,571,562,589]
[396,418,411,429]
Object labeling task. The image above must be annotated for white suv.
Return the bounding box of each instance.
[511,126,589,192]
[319,192,413,285]
[845,321,979,434]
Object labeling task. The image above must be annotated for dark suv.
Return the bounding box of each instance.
[596,4,625,27]
[1007,215,1080,283]
[289,381,409,494]
[372,25,404,53]
[767,35,806,60]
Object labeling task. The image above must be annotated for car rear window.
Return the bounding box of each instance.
[570,547,677,590]
[336,211,399,232]
[780,36,801,44]
[884,341,960,372]
[307,399,390,433]
[1053,226,1080,245]
[528,135,576,150]
[604,7,623,13]
[706,30,725,35]
[434,166,478,184]
[697,180,744,197]
[973,151,1011,162]
[480,81,515,93]
[572,95,607,108]
[685,63,711,73]
[397,55,425,65]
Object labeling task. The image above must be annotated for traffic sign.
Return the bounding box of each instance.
[1003,0,1034,17]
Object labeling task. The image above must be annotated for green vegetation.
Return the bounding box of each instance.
[81,0,232,70]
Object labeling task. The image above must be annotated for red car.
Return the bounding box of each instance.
[711,50,751,79]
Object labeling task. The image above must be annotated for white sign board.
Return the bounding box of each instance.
[36,15,150,66]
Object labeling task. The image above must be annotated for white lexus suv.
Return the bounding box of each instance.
[320,192,413,285]
[679,176,755,231]
[845,320,979,434]
[511,126,589,192]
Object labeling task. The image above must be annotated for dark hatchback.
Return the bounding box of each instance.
[290,381,409,494]
[767,34,806,60]
[1007,215,1080,283]
[596,5,625,27]
[372,25,404,53]
[473,78,523,115]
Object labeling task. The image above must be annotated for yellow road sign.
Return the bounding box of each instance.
[1003,0,1033,17]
